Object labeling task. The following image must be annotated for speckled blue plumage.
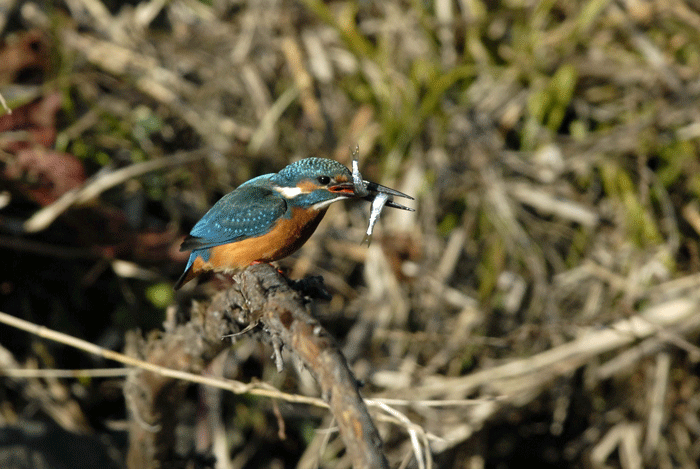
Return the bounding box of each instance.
[176,158,353,288]
[276,157,351,185]
[277,158,353,208]
[185,183,287,250]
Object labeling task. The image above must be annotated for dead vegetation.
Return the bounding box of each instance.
[1,0,700,467]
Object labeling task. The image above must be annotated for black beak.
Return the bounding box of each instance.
[363,181,413,199]
[331,178,415,211]
[361,180,415,211]
[348,152,415,212]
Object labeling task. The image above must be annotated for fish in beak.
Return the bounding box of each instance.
[348,150,415,243]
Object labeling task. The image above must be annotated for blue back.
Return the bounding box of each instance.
[181,157,352,253]
[182,182,286,252]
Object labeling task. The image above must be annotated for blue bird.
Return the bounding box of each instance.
[175,157,412,289]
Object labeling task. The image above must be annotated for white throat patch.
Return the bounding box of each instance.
[274,186,304,198]
[311,197,346,211]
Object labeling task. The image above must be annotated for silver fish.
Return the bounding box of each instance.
[351,146,369,197]
[350,146,413,209]
[348,145,415,243]
[362,191,391,245]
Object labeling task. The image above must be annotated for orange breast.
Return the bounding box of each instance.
[193,207,327,275]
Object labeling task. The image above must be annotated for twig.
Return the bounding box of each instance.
[403,294,700,400]
[509,182,599,228]
[0,266,402,468]
[0,342,91,433]
[591,423,643,469]
[368,399,431,469]
[282,36,324,130]
[0,367,129,378]
[644,352,671,457]
[234,263,389,469]
[0,310,326,407]
[23,149,209,233]
[0,91,11,115]
[122,263,386,468]
[247,86,299,154]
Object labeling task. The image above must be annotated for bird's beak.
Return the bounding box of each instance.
[361,181,414,211]
[328,182,357,195]
[329,181,413,198]
[363,181,413,200]
[329,180,415,211]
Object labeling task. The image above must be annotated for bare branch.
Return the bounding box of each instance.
[126,263,388,469]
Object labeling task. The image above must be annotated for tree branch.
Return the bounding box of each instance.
[126,263,387,469]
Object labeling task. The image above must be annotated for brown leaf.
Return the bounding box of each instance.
[4,148,86,206]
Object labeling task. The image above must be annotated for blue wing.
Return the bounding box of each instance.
[180,183,288,252]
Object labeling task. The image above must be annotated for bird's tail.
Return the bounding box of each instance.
[174,268,194,290]
[174,254,197,290]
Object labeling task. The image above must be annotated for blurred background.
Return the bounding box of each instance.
[1,0,700,467]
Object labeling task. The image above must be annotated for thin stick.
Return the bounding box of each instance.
[0,310,327,408]
[0,367,129,378]
[23,149,209,233]
[0,92,11,115]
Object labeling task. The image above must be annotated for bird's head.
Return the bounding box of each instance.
[272,158,357,210]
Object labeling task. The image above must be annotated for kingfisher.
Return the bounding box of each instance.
[175,157,412,289]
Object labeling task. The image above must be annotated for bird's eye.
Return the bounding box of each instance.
[317,176,331,185]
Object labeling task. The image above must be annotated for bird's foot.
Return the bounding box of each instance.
[250,260,286,276]
[247,262,330,299]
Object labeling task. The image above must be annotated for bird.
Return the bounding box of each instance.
[174,157,411,289]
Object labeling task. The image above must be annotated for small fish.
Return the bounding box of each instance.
[362,191,391,245]
[349,146,413,210]
[348,145,415,244]
[351,146,369,197]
